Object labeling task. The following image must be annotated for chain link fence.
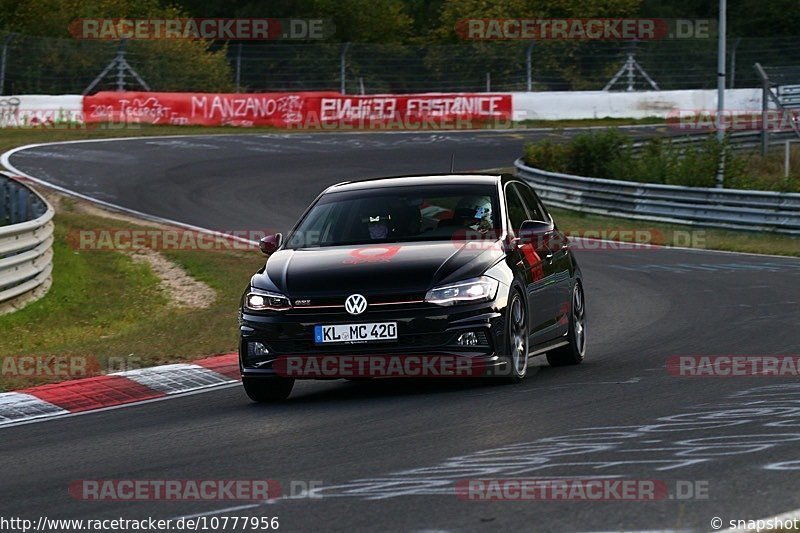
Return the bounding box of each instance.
[2,32,800,95]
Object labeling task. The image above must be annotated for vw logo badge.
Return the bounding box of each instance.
[345,294,368,316]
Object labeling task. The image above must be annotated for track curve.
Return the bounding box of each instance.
[2,129,800,532]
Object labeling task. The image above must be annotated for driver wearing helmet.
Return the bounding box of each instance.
[449,195,494,234]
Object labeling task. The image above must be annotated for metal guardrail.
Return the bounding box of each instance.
[631,130,800,153]
[515,159,800,235]
[0,171,54,314]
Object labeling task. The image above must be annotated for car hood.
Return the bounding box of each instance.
[251,241,505,297]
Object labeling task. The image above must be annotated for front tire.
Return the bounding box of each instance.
[243,377,295,402]
[547,281,586,367]
[502,290,529,383]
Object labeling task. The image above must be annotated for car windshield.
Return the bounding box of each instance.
[285,183,501,248]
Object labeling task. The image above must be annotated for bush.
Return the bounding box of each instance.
[523,129,767,190]
[568,128,628,179]
[523,139,572,173]
[524,128,629,179]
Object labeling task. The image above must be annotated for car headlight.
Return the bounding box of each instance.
[425,276,499,306]
[245,288,291,311]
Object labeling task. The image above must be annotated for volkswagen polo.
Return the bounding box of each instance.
[239,174,585,402]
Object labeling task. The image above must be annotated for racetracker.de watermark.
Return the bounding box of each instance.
[68,229,266,252]
[668,355,800,377]
[456,18,713,40]
[454,228,707,252]
[667,109,800,132]
[69,479,282,501]
[1,355,142,378]
[455,479,709,501]
[69,18,333,40]
[274,355,495,378]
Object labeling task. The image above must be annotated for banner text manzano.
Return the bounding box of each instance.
[83,91,513,128]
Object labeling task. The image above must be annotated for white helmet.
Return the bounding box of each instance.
[454,195,493,231]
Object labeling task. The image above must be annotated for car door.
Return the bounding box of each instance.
[504,183,556,343]
[513,181,572,339]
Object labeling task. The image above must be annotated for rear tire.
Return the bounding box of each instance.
[547,281,586,367]
[243,377,295,402]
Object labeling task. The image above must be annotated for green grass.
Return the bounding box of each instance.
[549,207,800,257]
[0,205,264,391]
[739,145,800,191]
[523,128,800,192]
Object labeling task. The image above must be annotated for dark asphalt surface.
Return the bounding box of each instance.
[3,129,800,532]
[5,127,668,232]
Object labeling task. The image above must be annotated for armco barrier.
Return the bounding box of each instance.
[0,172,54,314]
[515,159,800,235]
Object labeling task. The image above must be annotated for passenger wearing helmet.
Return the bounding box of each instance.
[450,195,494,233]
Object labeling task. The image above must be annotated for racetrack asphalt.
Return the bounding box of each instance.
[3,128,800,532]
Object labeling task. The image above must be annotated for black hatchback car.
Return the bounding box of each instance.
[239,174,585,401]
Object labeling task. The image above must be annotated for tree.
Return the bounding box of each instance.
[0,0,233,93]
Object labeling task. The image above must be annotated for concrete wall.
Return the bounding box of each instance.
[0,95,83,127]
[512,89,762,120]
[0,89,765,126]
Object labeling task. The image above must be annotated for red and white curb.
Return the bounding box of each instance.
[0,353,239,428]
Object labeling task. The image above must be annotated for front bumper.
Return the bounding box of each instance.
[239,300,509,379]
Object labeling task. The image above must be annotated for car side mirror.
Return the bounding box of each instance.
[259,233,282,255]
[516,220,554,248]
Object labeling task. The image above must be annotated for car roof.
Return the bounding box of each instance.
[327,174,506,193]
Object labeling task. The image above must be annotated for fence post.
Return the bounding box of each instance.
[729,37,741,89]
[0,34,14,96]
[714,0,727,188]
[757,64,770,156]
[785,140,791,179]
[526,41,534,92]
[486,72,491,92]
[116,39,128,91]
[235,43,242,92]
[339,42,350,94]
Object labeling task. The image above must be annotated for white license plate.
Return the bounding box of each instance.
[314,322,398,344]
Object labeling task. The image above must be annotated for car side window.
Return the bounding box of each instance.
[505,185,529,234]
[287,203,338,247]
[512,182,547,222]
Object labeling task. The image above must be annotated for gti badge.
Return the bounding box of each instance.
[344,294,367,316]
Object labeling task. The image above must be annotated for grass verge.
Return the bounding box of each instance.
[523,128,800,192]
[549,206,800,257]
[0,196,263,392]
